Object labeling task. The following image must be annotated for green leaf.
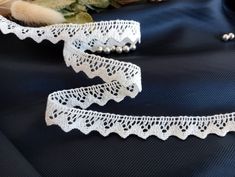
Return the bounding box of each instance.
[109,0,121,8]
[79,0,110,8]
[60,9,77,17]
[32,0,76,10]
[70,3,87,12]
[65,12,93,24]
[85,4,106,13]
[111,0,145,6]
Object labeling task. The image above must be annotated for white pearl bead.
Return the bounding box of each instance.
[104,47,111,54]
[222,34,229,41]
[116,46,122,54]
[96,46,103,53]
[123,45,130,53]
[111,46,116,52]
[228,33,235,39]
[130,44,136,51]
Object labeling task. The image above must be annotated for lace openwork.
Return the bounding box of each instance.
[1,15,235,140]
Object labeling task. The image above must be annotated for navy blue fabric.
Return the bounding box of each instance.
[1,0,235,176]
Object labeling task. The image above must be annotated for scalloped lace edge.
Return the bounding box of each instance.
[1,15,235,140]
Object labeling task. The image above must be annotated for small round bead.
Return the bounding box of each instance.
[228,33,235,39]
[96,46,103,53]
[116,46,122,54]
[111,46,116,52]
[104,47,111,54]
[222,34,229,41]
[123,45,130,53]
[130,44,136,51]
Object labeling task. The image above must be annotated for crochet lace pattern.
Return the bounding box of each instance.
[1,15,235,140]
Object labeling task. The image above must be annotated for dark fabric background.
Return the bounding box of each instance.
[1,0,235,176]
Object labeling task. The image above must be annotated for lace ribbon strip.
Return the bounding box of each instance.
[1,15,235,140]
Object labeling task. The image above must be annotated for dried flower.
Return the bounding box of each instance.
[11,1,65,25]
[1,0,156,26]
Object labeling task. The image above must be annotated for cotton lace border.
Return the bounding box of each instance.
[1,15,235,140]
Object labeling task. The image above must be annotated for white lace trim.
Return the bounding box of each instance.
[1,15,235,140]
